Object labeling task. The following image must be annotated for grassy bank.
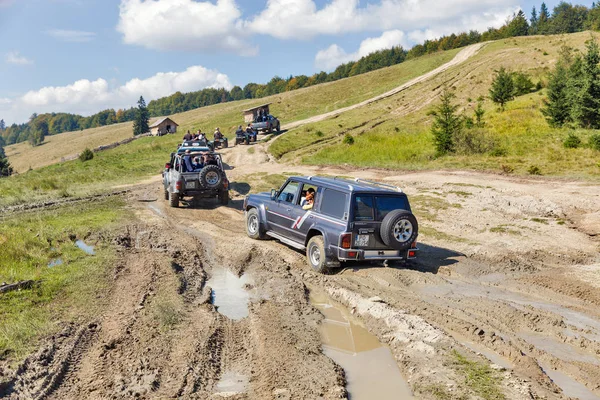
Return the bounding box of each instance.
[0,199,128,360]
[270,32,600,179]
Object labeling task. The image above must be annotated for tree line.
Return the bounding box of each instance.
[4,1,600,149]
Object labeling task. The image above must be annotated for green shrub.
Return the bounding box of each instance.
[589,133,600,151]
[343,134,355,145]
[79,148,94,162]
[453,128,498,155]
[512,71,534,96]
[528,165,542,175]
[563,133,581,149]
[315,130,324,137]
[489,147,508,157]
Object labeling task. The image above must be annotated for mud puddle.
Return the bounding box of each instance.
[208,267,251,320]
[309,291,413,400]
[520,333,600,366]
[215,371,249,395]
[453,334,513,369]
[75,239,95,255]
[540,363,600,400]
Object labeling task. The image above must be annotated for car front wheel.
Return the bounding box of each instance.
[306,236,328,273]
[246,208,266,239]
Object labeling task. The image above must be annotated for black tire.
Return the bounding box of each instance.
[164,189,169,201]
[246,208,266,239]
[223,139,228,148]
[267,124,272,134]
[169,191,179,208]
[306,236,328,274]
[219,190,229,205]
[380,210,418,251]
[276,123,281,132]
[199,165,223,189]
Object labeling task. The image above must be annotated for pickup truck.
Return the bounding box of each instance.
[252,115,280,134]
[163,151,229,207]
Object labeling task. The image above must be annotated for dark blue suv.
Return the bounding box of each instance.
[243,176,419,273]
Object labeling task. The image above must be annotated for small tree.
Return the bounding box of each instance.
[542,61,571,126]
[489,67,515,110]
[0,119,5,131]
[428,87,463,156]
[474,100,485,127]
[133,96,150,136]
[79,148,94,161]
[0,156,13,177]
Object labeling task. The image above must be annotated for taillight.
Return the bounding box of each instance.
[223,179,229,189]
[175,181,182,190]
[340,233,352,249]
[348,251,357,258]
[408,250,416,258]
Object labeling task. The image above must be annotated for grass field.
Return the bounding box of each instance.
[0,199,128,360]
[270,32,600,179]
[5,49,459,174]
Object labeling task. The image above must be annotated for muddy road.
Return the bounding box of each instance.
[2,141,600,399]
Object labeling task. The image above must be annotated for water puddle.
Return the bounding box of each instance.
[540,363,600,400]
[309,291,413,400]
[207,267,251,321]
[75,240,95,255]
[215,371,249,395]
[147,204,166,218]
[48,258,64,268]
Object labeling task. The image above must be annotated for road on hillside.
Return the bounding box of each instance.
[4,139,600,399]
[281,43,485,132]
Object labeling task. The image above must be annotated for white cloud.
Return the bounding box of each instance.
[247,0,517,40]
[315,30,409,70]
[117,0,256,56]
[5,51,33,65]
[46,29,96,42]
[0,98,11,105]
[2,65,232,124]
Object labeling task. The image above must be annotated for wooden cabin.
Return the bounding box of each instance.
[149,117,178,136]
[242,103,271,123]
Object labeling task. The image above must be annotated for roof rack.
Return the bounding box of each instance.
[353,178,403,193]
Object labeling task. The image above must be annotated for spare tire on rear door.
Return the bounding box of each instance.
[199,164,223,189]
[380,209,418,251]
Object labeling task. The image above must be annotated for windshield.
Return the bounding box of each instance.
[353,195,410,221]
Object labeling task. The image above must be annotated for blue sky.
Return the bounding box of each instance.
[0,0,593,124]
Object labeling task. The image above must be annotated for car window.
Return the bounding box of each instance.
[353,196,374,221]
[320,189,348,220]
[298,184,318,206]
[375,196,410,220]
[278,181,300,204]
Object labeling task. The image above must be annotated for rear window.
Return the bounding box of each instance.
[320,189,348,220]
[352,195,410,221]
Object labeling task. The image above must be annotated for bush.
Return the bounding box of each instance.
[489,147,508,157]
[315,130,324,137]
[512,71,535,96]
[453,128,498,155]
[501,164,514,174]
[528,165,542,175]
[342,134,355,145]
[79,148,94,162]
[589,133,600,151]
[563,133,581,149]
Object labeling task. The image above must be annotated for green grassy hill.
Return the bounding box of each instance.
[5,49,458,174]
[270,32,600,178]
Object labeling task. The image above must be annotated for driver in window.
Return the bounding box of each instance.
[302,190,315,210]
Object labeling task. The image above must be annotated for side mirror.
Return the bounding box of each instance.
[270,189,278,200]
[165,163,171,169]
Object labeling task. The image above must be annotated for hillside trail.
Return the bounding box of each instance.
[280,43,485,132]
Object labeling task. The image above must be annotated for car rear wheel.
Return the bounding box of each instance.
[276,123,281,132]
[306,236,328,273]
[164,189,169,200]
[169,191,179,208]
[380,210,418,250]
[219,190,229,205]
[246,208,266,239]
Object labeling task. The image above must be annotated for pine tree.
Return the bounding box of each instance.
[0,156,13,177]
[508,10,529,36]
[530,6,539,34]
[489,67,515,110]
[0,119,5,131]
[28,119,48,146]
[474,101,486,127]
[542,61,571,126]
[428,87,463,156]
[133,96,150,136]
[572,38,600,128]
[539,2,550,33]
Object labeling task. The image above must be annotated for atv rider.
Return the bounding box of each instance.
[214,127,223,141]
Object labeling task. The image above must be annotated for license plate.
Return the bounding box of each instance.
[185,182,196,189]
[355,234,369,247]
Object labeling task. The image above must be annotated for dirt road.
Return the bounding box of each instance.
[3,139,599,399]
